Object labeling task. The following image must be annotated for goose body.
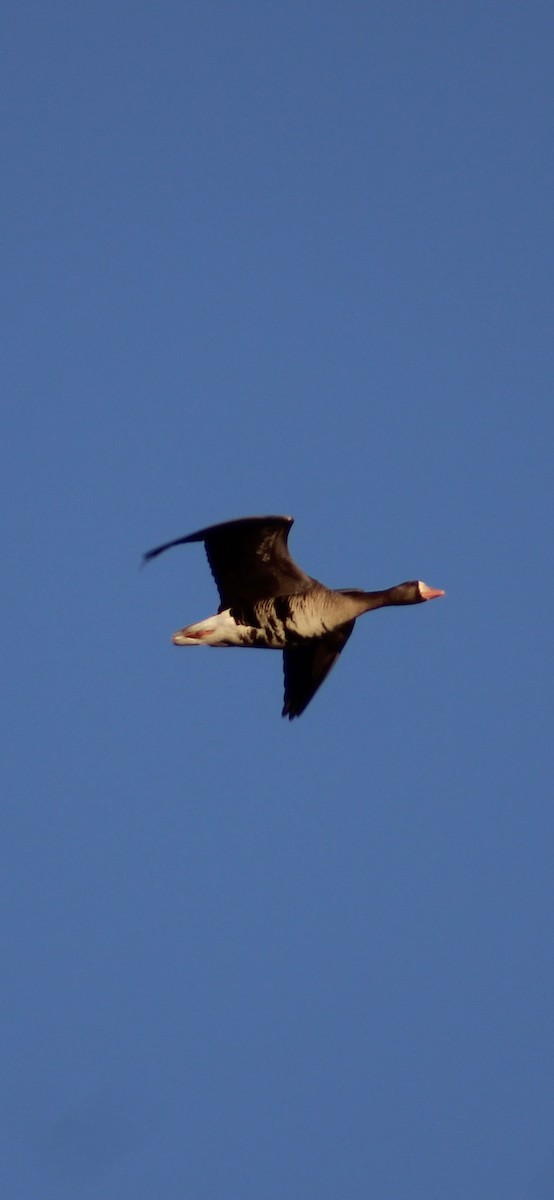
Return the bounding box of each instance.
[144,515,444,719]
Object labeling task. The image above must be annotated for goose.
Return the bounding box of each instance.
[144,514,444,719]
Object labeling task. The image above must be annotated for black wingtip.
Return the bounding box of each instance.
[142,536,190,564]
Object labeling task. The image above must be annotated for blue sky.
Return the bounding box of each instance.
[3,2,553,1196]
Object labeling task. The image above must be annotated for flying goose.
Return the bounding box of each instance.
[144,515,444,719]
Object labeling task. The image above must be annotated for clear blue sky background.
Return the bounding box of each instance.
[3,3,553,1197]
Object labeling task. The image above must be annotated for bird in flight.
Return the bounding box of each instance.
[144,515,444,719]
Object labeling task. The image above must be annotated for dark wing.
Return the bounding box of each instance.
[282,621,355,720]
[144,515,313,608]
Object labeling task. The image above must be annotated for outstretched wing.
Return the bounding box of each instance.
[144,515,313,608]
[282,621,355,720]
